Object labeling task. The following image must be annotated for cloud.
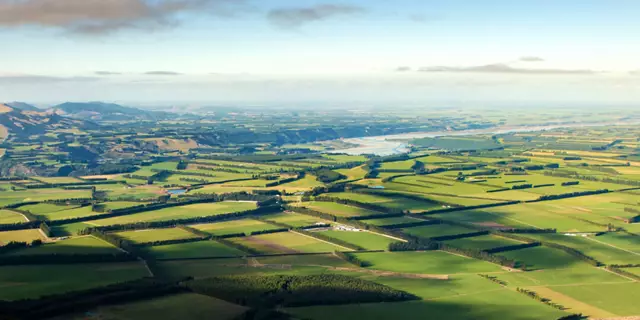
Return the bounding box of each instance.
[0,74,101,83]
[418,63,597,75]
[95,71,122,75]
[630,70,640,75]
[144,71,183,75]
[0,0,244,35]
[267,4,365,28]
[395,66,412,72]
[519,56,545,62]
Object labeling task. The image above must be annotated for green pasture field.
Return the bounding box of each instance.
[296,201,380,217]
[154,258,330,279]
[592,233,640,253]
[379,159,415,170]
[335,166,368,180]
[0,262,149,300]
[115,228,199,243]
[491,265,630,287]
[0,188,92,207]
[402,224,475,239]
[56,293,247,320]
[324,154,368,163]
[29,201,142,221]
[274,175,325,190]
[255,253,354,268]
[318,230,398,250]
[144,240,246,259]
[443,234,522,250]
[19,203,80,214]
[261,212,331,227]
[328,190,443,212]
[191,219,280,236]
[90,201,256,225]
[430,203,603,232]
[0,209,27,224]
[495,246,583,270]
[229,231,344,254]
[352,251,504,274]
[622,267,640,277]
[31,176,84,184]
[0,229,45,245]
[359,215,420,226]
[50,221,96,237]
[6,236,120,255]
[98,184,164,200]
[552,282,640,316]
[287,274,567,320]
[525,233,640,265]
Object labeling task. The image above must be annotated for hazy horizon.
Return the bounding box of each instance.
[1,0,640,104]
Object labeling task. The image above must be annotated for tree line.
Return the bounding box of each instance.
[185,274,419,308]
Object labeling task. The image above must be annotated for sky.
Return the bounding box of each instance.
[0,0,639,106]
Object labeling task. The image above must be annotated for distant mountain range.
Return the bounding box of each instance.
[50,101,174,121]
[0,104,99,138]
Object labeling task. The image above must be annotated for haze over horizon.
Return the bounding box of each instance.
[1,0,639,104]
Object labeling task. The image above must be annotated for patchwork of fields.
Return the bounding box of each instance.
[1,125,639,319]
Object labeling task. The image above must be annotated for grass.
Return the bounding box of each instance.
[318,230,398,250]
[115,228,199,243]
[90,201,256,225]
[0,262,149,300]
[32,177,84,184]
[297,201,380,217]
[495,265,630,286]
[352,251,504,274]
[525,233,640,265]
[56,293,247,320]
[0,209,27,224]
[402,224,475,239]
[144,240,246,259]
[443,234,521,250]
[260,212,331,228]
[191,219,281,236]
[358,216,419,226]
[0,229,44,245]
[229,231,343,254]
[496,246,583,270]
[6,236,121,255]
[0,188,92,207]
[552,282,640,316]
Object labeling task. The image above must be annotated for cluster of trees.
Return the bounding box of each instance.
[185,274,419,308]
[0,239,42,254]
[533,183,555,188]
[606,266,640,281]
[561,181,580,186]
[534,189,609,202]
[378,219,440,229]
[265,172,305,187]
[430,231,489,242]
[511,183,533,190]
[478,274,507,286]
[388,239,439,252]
[483,242,541,254]
[516,288,566,310]
[249,228,289,236]
[314,169,347,183]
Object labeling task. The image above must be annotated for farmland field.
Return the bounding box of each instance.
[1,107,640,319]
[229,231,344,254]
[144,240,246,259]
[191,219,281,236]
[90,201,257,225]
[0,262,149,300]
